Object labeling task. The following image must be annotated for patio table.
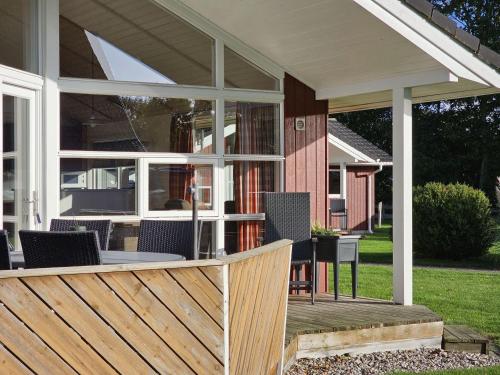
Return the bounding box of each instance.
[9,250,185,268]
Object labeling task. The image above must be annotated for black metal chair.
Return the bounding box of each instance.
[137,220,195,260]
[330,198,348,231]
[0,230,11,270]
[263,192,316,304]
[19,230,101,269]
[50,219,112,251]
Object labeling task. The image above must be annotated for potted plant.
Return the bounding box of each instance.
[311,223,340,262]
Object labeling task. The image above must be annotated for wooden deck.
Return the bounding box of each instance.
[284,294,444,369]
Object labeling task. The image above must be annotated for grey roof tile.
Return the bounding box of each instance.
[328,119,392,163]
[402,0,499,70]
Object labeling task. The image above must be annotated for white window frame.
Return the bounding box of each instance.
[328,168,341,198]
[42,0,285,255]
[143,156,219,218]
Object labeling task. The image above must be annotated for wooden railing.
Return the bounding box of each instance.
[0,239,292,375]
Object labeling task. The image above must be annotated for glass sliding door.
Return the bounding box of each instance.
[1,84,38,249]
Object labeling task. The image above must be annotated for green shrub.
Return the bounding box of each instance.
[413,182,496,260]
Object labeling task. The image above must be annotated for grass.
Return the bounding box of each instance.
[389,367,500,374]
[329,216,500,346]
[358,216,500,270]
[332,264,500,345]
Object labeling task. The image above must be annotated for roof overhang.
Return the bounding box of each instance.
[174,0,499,112]
[328,134,376,164]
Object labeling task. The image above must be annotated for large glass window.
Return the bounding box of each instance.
[60,93,215,153]
[224,161,279,214]
[60,159,137,216]
[59,0,214,86]
[224,102,280,155]
[148,163,213,211]
[224,47,279,91]
[0,0,37,73]
[224,220,264,254]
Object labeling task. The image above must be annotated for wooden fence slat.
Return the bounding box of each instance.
[168,268,224,326]
[0,304,75,375]
[0,279,115,374]
[100,271,224,375]
[22,276,152,374]
[135,269,224,362]
[229,244,292,375]
[199,266,224,292]
[62,273,195,375]
[0,344,33,375]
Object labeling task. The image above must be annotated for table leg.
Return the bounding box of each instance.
[335,245,340,301]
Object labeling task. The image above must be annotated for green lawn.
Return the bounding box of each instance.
[359,216,500,270]
[330,216,500,346]
[332,264,500,345]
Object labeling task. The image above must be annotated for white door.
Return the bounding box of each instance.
[1,83,39,249]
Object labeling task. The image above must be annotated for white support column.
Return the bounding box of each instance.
[392,87,413,306]
[340,162,347,199]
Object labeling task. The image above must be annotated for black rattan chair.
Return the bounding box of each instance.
[263,192,316,304]
[19,230,101,269]
[137,220,194,260]
[329,198,348,231]
[50,219,112,251]
[0,230,11,270]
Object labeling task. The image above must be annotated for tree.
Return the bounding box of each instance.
[336,0,500,203]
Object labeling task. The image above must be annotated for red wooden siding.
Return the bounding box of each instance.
[347,166,377,231]
[284,74,329,292]
[284,74,329,225]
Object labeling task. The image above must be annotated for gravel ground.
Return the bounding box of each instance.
[286,348,500,375]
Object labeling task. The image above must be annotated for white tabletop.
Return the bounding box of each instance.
[10,250,185,267]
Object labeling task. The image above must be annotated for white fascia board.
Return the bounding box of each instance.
[317,69,457,100]
[353,0,499,87]
[328,134,375,163]
[152,0,285,80]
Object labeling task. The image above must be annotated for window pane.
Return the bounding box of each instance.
[224,47,279,91]
[60,159,136,216]
[224,220,263,254]
[0,0,37,73]
[224,161,278,214]
[60,93,215,153]
[148,164,213,211]
[60,0,214,86]
[329,170,340,195]
[224,102,280,155]
[3,159,16,216]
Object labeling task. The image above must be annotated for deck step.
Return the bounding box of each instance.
[443,325,489,354]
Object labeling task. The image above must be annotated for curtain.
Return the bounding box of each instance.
[234,103,275,251]
[169,114,194,205]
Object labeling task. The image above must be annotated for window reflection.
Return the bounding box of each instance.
[59,0,214,86]
[224,102,280,155]
[0,0,37,73]
[224,220,263,254]
[149,164,213,211]
[60,93,214,153]
[224,47,279,91]
[224,161,278,215]
[60,159,136,216]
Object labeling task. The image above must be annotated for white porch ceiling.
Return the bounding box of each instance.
[177,0,499,112]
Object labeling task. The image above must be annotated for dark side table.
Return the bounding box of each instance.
[314,235,360,300]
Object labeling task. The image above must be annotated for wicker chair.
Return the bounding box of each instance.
[0,230,11,270]
[19,230,101,269]
[50,219,112,251]
[137,220,194,260]
[263,192,316,304]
